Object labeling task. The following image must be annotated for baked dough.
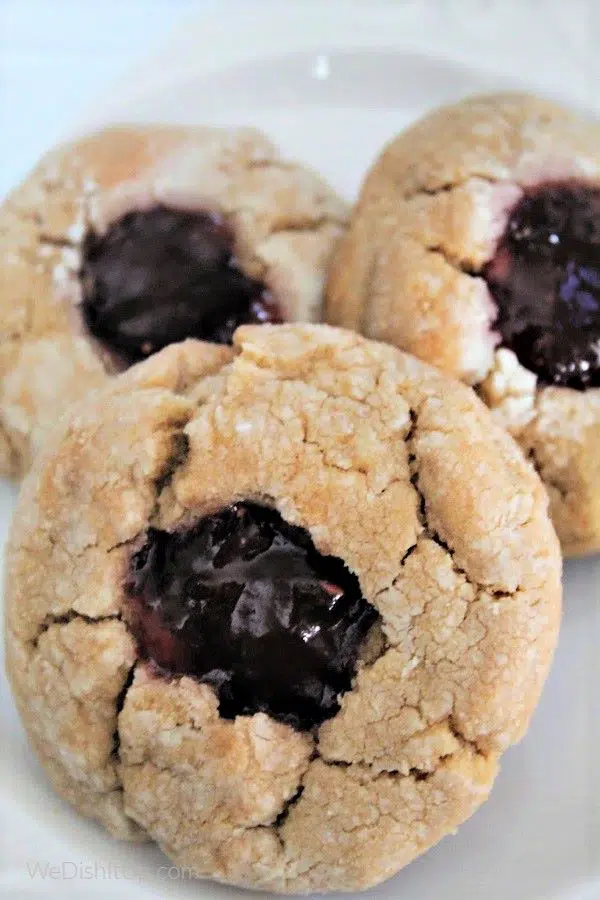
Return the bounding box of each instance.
[326,92,600,556]
[5,323,561,892]
[0,125,346,477]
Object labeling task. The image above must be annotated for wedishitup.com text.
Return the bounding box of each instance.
[26,860,200,882]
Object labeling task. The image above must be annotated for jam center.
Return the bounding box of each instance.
[80,205,283,366]
[484,181,600,389]
[124,503,378,730]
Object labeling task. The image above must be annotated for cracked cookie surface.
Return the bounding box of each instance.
[5,324,561,893]
[326,92,600,556]
[0,124,347,478]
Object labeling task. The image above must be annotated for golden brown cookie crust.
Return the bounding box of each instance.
[5,325,561,893]
[0,124,347,478]
[326,92,600,556]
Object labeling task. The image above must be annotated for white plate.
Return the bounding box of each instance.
[1,2,599,898]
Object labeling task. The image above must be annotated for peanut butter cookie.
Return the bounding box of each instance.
[0,125,346,477]
[5,324,561,892]
[327,92,600,556]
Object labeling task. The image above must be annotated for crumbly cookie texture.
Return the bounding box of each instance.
[0,124,347,478]
[5,324,561,893]
[326,92,600,556]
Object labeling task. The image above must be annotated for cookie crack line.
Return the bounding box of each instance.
[525,387,575,504]
[425,244,480,279]
[315,756,436,780]
[267,213,348,234]
[300,435,369,479]
[112,663,137,763]
[406,408,524,595]
[246,158,298,173]
[527,444,568,502]
[148,423,193,526]
[109,664,143,835]
[230,207,346,246]
[30,611,122,649]
[399,171,499,202]
[39,234,80,250]
[271,753,315,849]
[0,416,19,474]
[107,537,140,555]
[155,431,191,496]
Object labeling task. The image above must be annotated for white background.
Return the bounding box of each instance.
[0,0,210,199]
[0,2,599,899]
[1,0,599,203]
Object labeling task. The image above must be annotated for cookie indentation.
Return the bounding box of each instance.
[484,181,600,389]
[124,503,378,730]
[80,205,282,365]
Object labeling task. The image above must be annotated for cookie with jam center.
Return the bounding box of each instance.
[326,92,600,557]
[0,124,347,477]
[5,324,561,893]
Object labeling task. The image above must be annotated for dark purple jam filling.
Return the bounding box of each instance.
[484,181,600,389]
[124,503,377,730]
[80,205,282,365]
